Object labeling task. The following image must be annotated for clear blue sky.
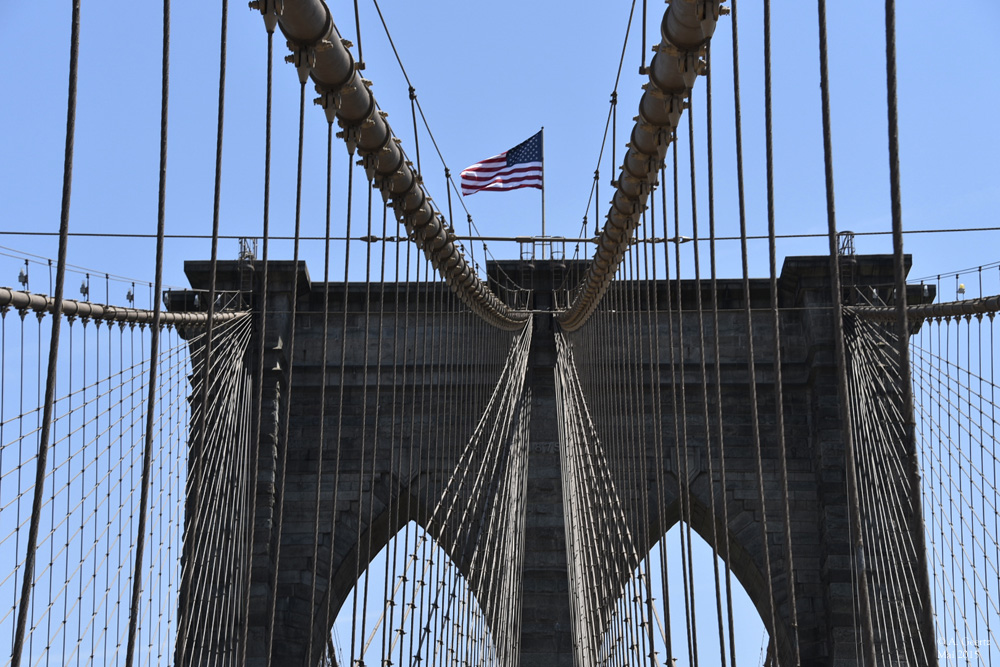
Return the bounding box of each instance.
[1,0,998,300]
[1,1,998,663]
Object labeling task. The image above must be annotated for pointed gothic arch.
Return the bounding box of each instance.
[599,518,771,666]
[328,519,501,667]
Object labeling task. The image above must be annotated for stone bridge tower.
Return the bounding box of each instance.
[176,254,933,666]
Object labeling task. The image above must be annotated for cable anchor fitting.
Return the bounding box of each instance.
[285,44,315,84]
[340,125,360,156]
[248,0,282,33]
[358,153,379,181]
[314,89,339,124]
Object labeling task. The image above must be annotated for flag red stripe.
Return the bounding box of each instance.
[474,182,543,192]
[461,170,542,185]
[459,163,541,181]
[461,174,543,190]
[461,171,543,194]
[460,154,507,171]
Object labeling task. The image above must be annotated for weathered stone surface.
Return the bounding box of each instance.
[178,255,933,666]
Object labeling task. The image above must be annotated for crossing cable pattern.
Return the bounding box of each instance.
[844,304,937,665]
[553,120,787,663]
[339,317,534,667]
[848,296,1000,664]
[167,2,537,663]
[555,332,650,667]
[555,229,735,667]
[3,0,999,664]
[261,234,534,666]
[191,101,537,661]
[0,308,252,666]
[555,1,809,662]
[173,317,257,667]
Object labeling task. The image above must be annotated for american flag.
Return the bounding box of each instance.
[460,131,543,196]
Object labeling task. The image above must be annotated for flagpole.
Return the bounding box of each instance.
[540,126,546,259]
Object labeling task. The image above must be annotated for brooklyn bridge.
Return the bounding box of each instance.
[0,0,997,665]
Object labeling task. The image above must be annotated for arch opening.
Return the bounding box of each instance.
[326,520,502,667]
[598,522,771,667]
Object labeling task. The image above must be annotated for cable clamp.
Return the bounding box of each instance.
[343,126,360,155]
[313,91,339,124]
[248,0,282,33]
[374,178,392,200]
[359,153,379,180]
[284,45,315,84]
[653,129,671,159]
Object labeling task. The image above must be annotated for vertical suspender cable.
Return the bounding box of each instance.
[124,0,170,664]
[594,170,601,237]
[241,11,278,664]
[320,152,356,651]
[637,219,661,667]
[445,167,461,262]
[267,73,309,666]
[659,163,675,664]
[704,43,739,667]
[356,181,377,665]
[640,0,647,74]
[611,92,618,192]
[884,0,938,660]
[306,116,339,665]
[410,87,422,176]
[816,0,878,661]
[305,118,336,667]
[672,142,699,667]
[177,0,229,661]
[355,189,379,666]
[729,0,780,656]
[397,252,417,667]
[686,91,729,667]
[382,215,404,667]
[761,1,801,662]
[620,242,644,666]
[10,2,80,664]
[352,0,364,69]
